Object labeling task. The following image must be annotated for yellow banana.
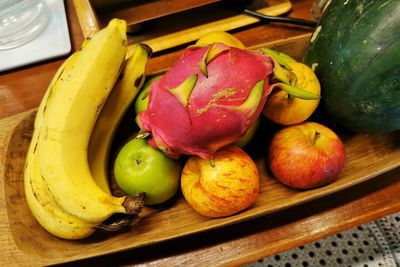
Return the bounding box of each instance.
[25,146,96,239]
[25,51,96,239]
[34,54,78,128]
[88,43,151,194]
[33,38,91,130]
[37,19,144,224]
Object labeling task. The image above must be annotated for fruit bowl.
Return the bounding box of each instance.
[3,34,400,265]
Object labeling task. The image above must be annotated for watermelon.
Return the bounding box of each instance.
[304,0,400,133]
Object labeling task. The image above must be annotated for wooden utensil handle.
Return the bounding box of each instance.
[72,0,100,39]
[142,0,292,53]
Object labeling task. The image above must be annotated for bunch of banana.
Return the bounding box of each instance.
[88,42,152,194]
[24,19,146,240]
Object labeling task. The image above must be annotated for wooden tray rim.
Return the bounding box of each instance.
[3,34,400,265]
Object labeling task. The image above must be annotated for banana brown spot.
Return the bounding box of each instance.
[134,74,144,87]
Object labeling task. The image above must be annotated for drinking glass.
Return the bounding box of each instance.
[0,0,51,50]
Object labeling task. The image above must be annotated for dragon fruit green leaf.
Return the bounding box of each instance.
[169,74,198,107]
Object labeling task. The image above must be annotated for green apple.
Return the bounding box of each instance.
[114,138,181,205]
[134,75,163,114]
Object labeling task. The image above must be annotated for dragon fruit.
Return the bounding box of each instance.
[137,43,274,159]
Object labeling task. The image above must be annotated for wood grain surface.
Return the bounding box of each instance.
[3,103,400,265]
[95,0,226,27]
[1,0,400,266]
[2,34,400,265]
[72,0,100,39]
[73,0,293,53]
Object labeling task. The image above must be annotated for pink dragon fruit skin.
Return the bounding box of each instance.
[138,43,274,159]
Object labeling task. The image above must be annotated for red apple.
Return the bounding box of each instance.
[181,146,260,218]
[268,122,346,189]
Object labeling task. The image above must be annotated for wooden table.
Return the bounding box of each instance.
[1,0,399,265]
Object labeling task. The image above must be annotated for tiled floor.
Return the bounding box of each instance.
[245,213,400,267]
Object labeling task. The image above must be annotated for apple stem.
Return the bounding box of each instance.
[313,131,320,145]
[287,94,294,102]
[209,159,216,168]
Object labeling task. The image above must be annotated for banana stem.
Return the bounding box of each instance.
[122,192,146,215]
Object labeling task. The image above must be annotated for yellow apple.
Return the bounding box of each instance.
[263,61,321,125]
[195,31,245,49]
[181,146,260,218]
